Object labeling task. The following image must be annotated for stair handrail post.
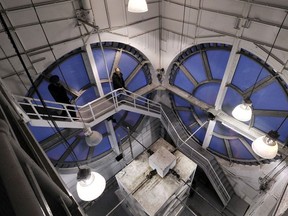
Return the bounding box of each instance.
[10,95,30,122]
[88,103,95,120]
[27,98,42,120]
[133,91,136,108]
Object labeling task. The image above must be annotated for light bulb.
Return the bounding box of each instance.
[128,0,148,13]
[232,103,252,122]
[84,128,103,147]
[76,171,106,201]
[252,136,278,159]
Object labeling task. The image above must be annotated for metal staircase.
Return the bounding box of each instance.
[13,89,242,207]
[160,104,234,206]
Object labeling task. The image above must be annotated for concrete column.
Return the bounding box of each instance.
[0,119,44,216]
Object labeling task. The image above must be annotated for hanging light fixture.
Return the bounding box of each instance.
[232,13,288,122]
[252,115,288,159]
[128,0,148,13]
[84,127,103,147]
[232,98,252,122]
[252,131,279,159]
[76,168,106,201]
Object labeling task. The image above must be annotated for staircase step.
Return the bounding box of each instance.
[223,181,232,189]
[218,172,225,180]
[209,158,218,165]
[222,208,235,216]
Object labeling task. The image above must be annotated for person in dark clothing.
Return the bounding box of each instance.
[112,67,126,90]
[108,67,127,123]
[48,75,76,118]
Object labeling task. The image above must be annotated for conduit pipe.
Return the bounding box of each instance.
[0,119,73,207]
[81,0,94,23]
[0,119,44,216]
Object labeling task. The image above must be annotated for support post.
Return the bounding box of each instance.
[0,119,44,216]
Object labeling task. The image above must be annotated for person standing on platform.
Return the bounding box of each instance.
[112,67,126,90]
[48,75,76,118]
[108,67,127,123]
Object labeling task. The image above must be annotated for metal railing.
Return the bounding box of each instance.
[13,88,230,205]
[272,176,288,215]
[13,88,161,127]
[160,107,231,206]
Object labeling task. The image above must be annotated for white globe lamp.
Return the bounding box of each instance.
[232,99,252,122]
[252,131,279,159]
[76,168,106,201]
[128,0,148,13]
[84,127,103,147]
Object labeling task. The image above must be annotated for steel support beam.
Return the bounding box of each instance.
[164,85,212,111]
[125,61,149,85]
[215,110,263,141]
[85,44,104,96]
[201,3,251,149]
[201,51,212,81]
[214,39,241,110]
[176,63,198,86]
[202,120,216,149]
[224,139,233,161]
[164,81,288,155]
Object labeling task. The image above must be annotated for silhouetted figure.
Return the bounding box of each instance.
[112,67,126,90]
[107,67,126,123]
[48,75,76,118]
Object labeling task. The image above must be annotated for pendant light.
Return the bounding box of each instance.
[232,98,252,122]
[128,0,148,13]
[76,168,106,201]
[252,115,288,159]
[252,131,279,159]
[232,13,288,122]
[84,127,103,147]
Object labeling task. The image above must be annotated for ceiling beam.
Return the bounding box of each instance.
[164,0,288,27]
[0,0,72,12]
[237,0,288,11]
[201,50,213,81]
[162,16,288,53]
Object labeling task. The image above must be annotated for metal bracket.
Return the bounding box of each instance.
[75,9,91,22]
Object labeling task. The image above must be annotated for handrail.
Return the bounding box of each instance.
[13,88,161,125]
[159,106,231,205]
[13,95,81,121]
[272,180,288,215]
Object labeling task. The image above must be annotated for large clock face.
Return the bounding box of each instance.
[169,43,288,164]
[28,42,151,168]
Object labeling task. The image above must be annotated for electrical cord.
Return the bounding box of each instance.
[0,9,81,168]
[24,0,93,167]
[169,168,226,215]
[121,125,154,155]
[246,12,288,100]
[221,166,260,191]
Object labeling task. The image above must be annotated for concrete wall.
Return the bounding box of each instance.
[217,157,288,215]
